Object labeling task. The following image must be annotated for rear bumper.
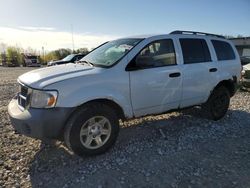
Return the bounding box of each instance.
[8,99,74,140]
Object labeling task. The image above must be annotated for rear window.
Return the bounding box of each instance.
[212,40,235,61]
[180,39,211,64]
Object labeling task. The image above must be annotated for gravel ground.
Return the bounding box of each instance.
[0,67,250,188]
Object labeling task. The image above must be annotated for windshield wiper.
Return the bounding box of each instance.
[77,60,94,67]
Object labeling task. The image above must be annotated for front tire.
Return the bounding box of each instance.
[64,103,119,156]
[202,86,230,121]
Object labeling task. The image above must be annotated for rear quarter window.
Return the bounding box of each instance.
[211,40,235,61]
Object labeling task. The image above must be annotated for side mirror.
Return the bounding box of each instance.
[125,56,153,71]
[136,55,153,68]
[125,58,140,71]
[126,66,140,71]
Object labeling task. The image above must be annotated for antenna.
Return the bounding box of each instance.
[71,24,75,53]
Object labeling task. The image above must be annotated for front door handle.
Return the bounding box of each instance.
[209,68,217,72]
[169,72,181,78]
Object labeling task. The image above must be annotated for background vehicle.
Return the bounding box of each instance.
[230,37,250,67]
[8,31,241,156]
[22,53,41,67]
[241,56,250,66]
[0,53,20,67]
[242,61,250,89]
[47,54,85,66]
[238,51,250,89]
[1,59,19,67]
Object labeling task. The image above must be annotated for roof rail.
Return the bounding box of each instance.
[170,30,225,39]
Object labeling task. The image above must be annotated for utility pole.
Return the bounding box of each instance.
[71,24,75,53]
[42,46,45,64]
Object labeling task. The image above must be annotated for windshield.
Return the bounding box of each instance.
[80,38,142,67]
[62,54,75,61]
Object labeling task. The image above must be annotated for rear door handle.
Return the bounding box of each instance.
[209,68,217,72]
[169,72,181,78]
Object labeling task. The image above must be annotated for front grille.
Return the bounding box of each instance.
[18,84,29,110]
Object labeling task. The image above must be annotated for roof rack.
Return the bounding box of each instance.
[170,30,225,39]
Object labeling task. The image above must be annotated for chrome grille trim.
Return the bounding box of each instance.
[19,94,27,100]
[17,82,30,111]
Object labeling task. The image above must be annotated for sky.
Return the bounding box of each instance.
[0,0,249,52]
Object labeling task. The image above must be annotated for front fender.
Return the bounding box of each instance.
[45,72,133,118]
[68,89,133,118]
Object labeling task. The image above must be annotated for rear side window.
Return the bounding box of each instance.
[212,40,235,61]
[180,39,211,64]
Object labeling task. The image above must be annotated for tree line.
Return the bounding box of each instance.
[0,44,89,66]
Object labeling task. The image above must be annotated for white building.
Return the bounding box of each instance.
[230,37,250,57]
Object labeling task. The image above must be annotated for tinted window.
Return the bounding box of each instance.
[135,39,176,68]
[212,40,235,61]
[180,39,211,64]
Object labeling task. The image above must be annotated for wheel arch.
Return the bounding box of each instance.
[213,78,236,97]
[81,98,126,120]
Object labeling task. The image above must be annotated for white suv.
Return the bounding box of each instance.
[8,31,241,156]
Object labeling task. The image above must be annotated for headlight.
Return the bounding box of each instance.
[30,89,58,108]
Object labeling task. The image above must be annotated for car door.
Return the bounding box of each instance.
[127,39,182,117]
[178,38,218,108]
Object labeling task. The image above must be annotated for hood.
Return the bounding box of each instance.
[18,63,99,89]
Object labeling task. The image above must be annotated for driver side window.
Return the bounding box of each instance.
[136,39,176,68]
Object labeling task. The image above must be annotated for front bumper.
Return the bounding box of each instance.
[8,99,74,140]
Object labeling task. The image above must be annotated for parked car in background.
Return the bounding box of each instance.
[241,56,250,66]
[47,54,85,66]
[242,61,250,89]
[8,31,241,156]
[229,38,250,88]
[1,53,21,67]
[238,55,250,89]
[22,53,41,67]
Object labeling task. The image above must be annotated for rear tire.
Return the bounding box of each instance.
[202,86,230,120]
[64,102,119,156]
